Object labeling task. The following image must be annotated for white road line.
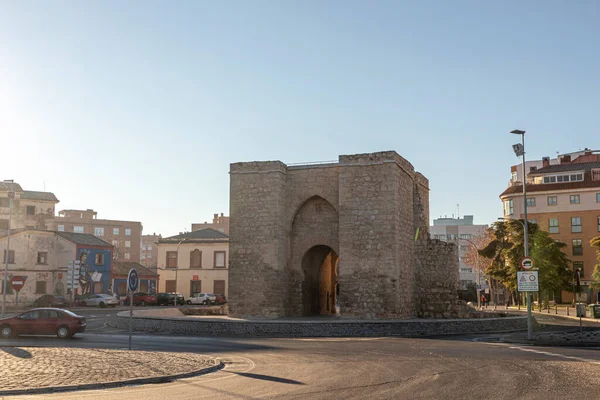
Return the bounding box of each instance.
[508,346,600,365]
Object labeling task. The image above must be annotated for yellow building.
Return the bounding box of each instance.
[156,229,229,298]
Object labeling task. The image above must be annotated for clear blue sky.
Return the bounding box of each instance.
[1,1,599,236]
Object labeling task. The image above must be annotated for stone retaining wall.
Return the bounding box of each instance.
[117,315,529,337]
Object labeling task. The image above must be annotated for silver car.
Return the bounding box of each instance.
[82,294,119,308]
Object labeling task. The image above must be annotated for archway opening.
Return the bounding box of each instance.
[302,245,338,316]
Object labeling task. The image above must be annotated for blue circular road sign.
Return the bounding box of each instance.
[128,268,139,292]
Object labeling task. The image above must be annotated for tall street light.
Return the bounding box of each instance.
[1,186,15,318]
[510,129,532,340]
[459,237,481,309]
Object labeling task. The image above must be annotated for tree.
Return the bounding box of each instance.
[461,228,494,279]
[530,230,571,306]
[591,236,600,290]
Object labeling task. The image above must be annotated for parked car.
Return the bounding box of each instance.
[122,292,158,306]
[214,294,227,305]
[157,293,185,306]
[187,293,216,305]
[0,308,86,339]
[33,295,67,308]
[80,294,119,308]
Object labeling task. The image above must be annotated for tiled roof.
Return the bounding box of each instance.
[528,162,600,176]
[56,232,112,247]
[0,182,23,192]
[21,190,59,202]
[501,177,600,197]
[162,228,229,241]
[112,262,159,277]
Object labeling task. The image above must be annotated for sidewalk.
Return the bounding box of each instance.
[0,347,221,396]
[504,305,600,323]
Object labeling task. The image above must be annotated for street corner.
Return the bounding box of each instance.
[0,347,224,396]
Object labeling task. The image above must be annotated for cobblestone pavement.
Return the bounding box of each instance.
[0,347,219,392]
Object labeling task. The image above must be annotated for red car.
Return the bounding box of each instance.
[123,292,158,306]
[0,308,86,339]
[214,294,227,305]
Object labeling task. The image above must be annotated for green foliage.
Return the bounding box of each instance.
[479,220,570,295]
[591,236,600,289]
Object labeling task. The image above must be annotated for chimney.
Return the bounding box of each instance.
[542,157,550,167]
[585,151,592,156]
[529,166,537,172]
[213,213,218,223]
[561,155,571,164]
[221,213,224,217]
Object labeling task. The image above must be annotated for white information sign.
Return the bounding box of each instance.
[517,271,539,292]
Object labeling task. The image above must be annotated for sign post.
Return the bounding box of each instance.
[127,268,139,350]
[10,276,25,307]
[67,261,80,307]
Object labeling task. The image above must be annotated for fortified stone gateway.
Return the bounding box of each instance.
[229,151,469,319]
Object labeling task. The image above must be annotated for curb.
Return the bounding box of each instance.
[0,360,224,397]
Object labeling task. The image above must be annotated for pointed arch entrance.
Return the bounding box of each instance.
[302,245,338,316]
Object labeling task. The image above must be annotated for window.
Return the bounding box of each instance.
[112,240,119,246]
[26,206,35,215]
[526,198,536,207]
[570,195,580,204]
[213,280,226,295]
[503,199,514,215]
[166,252,178,268]
[571,217,582,233]
[35,281,47,294]
[448,234,456,240]
[125,228,132,236]
[37,252,47,265]
[74,226,84,233]
[572,239,583,256]
[574,261,584,278]
[549,218,559,234]
[459,234,472,240]
[528,219,536,225]
[511,171,517,182]
[94,227,104,237]
[125,241,131,248]
[113,228,120,235]
[141,254,146,260]
[547,196,557,206]
[57,225,65,232]
[165,280,176,293]
[433,234,447,240]
[190,249,202,268]
[3,250,14,264]
[124,253,130,260]
[190,280,202,295]
[214,251,226,268]
[593,169,600,181]
[95,253,105,265]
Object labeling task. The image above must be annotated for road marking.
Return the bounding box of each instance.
[291,337,385,342]
[508,346,600,365]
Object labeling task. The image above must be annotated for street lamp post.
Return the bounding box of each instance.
[1,189,15,318]
[459,237,481,309]
[510,129,532,340]
[173,239,186,305]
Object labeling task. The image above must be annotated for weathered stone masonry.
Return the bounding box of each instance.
[229,151,467,319]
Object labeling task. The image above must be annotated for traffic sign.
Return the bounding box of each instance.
[517,271,539,292]
[10,276,25,291]
[127,268,139,292]
[520,256,534,270]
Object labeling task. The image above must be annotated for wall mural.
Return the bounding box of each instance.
[77,250,92,297]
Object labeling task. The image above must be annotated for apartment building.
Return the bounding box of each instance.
[429,215,488,288]
[0,180,59,231]
[156,228,229,298]
[47,209,142,263]
[500,149,600,303]
[141,233,161,271]
[191,213,229,234]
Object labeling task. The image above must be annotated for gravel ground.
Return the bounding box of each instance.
[0,347,218,391]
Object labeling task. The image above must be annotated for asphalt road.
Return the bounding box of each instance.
[3,327,600,400]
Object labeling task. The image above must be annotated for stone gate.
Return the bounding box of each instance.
[228,151,468,319]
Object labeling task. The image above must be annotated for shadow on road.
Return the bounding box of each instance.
[232,372,304,385]
[1,347,32,359]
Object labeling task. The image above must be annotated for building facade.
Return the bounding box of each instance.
[47,209,142,263]
[112,262,159,298]
[0,229,112,306]
[156,229,229,298]
[191,213,229,234]
[429,215,488,288]
[0,180,59,231]
[141,234,161,271]
[500,149,600,303]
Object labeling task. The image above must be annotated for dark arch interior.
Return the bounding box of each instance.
[302,245,338,316]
